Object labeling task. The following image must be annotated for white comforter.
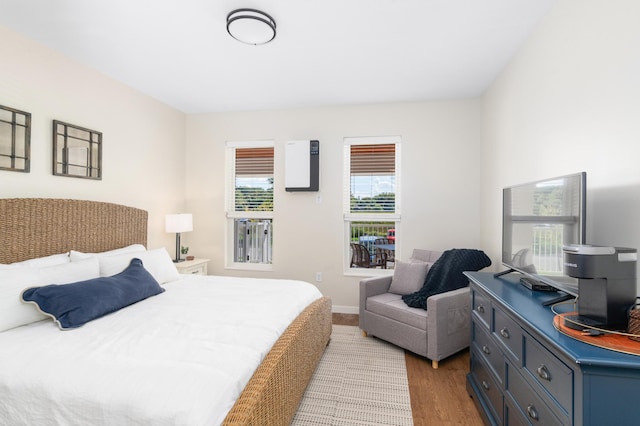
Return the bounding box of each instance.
[0,275,322,425]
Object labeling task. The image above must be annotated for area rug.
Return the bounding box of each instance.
[291,325,413,425]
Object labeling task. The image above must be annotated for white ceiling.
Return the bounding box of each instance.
[0,0,556,114]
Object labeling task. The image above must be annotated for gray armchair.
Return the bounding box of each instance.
[358,249,471,368]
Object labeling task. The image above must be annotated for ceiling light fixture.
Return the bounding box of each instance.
[227,8,276,45]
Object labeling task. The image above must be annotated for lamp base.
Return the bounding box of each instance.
[173,232,185,264]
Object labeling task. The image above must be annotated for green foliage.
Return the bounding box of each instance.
[350,192,395,212]
[235,186,273,211]
[533,187,562,216]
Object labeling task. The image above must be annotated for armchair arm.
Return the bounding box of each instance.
[359,275,393,329]
[426,287,471,363]
[359,275,392,298]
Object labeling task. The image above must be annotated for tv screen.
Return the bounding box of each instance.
[501,172,586,296]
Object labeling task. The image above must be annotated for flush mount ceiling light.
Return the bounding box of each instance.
[227,8,276,45]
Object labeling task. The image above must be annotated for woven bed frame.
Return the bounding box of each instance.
[0,198,332,426]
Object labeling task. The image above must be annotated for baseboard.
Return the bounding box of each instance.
[331,305,359,314]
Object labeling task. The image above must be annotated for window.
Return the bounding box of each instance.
[344,136,401,271]
[226,141,274,268]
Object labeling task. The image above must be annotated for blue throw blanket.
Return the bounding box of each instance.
[402,248,491,309]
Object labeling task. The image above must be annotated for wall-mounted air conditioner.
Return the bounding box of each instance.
[285,140,319,192]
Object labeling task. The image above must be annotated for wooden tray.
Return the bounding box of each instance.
[553,312,640,356]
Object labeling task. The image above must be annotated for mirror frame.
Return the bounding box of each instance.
[52,120,102,180]
[0,104,31,173]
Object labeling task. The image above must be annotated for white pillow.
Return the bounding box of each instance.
[0,258,100,332]
[388,260,430,295]
[0,252,70,270]
[69,244,146,261]
[98,248,180,284]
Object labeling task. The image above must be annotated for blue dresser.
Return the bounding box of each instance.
[465,271,640,425]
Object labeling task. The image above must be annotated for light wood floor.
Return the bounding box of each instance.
[332,313,483,426]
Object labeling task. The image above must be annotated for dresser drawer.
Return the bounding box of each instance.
[473,320,504,385]
[504,393,530,426]
[523,333,573,418]
[494,306,523,364]
[506,361,564,426]
[175,258,209,276]
[471,348,503,423]
[179,263,207,275]
[472,287,491,330]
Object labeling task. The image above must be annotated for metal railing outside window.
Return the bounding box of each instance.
[532,224,563,273]
[234,219,273,264]
[350,221,396,268]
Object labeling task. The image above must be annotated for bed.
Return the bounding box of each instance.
[0,198,332,425]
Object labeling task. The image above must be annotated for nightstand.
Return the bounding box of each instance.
[174,258,210,275]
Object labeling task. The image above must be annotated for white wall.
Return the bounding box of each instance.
[0,25,484,312]
[481,1,640,288]
[186,100,483,311]
[19,1,635,310]
[0,27,187,250]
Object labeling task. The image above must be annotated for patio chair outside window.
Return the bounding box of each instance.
[350,243,387,269]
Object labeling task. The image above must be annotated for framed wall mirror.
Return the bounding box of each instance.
[0,105,31,173]
[53,120,102,180]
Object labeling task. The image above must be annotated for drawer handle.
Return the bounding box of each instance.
[526,404,539,421]
[476,305,485,314]
[191,270,200,274]
[537,364,551,381]
[481,380,490,391]
[482,345,491,355]
[500,327,510,339]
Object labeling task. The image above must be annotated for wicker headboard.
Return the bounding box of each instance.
[0,198,148,264]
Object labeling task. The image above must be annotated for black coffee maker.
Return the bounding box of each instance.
[562,244,637,330]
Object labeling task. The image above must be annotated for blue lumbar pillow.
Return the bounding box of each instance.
[22,258,165,330]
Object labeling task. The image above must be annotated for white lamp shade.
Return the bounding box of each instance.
[165,214,193,233]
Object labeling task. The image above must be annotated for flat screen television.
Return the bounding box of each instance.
[499,172,587,296]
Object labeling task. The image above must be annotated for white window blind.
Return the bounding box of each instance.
[225,141,274,215]
[343,136,401,217]
[349,143,396,213]
[234,147,274,212]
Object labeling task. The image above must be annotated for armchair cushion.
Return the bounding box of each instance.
[366,293,427,330]
[388,260,430,295]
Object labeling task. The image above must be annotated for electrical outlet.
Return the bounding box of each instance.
[315,272,322,282]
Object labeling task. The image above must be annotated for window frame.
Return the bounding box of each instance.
[225,140,274,271]
[343,136,401,275]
